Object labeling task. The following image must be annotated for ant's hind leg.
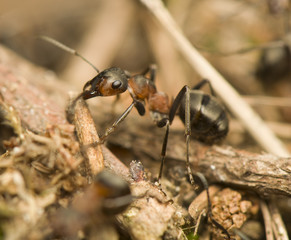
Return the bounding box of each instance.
[156,120,170,185]
[156,85,188,186]
[192,173,231,240]
[184,85,196,186]
[192,79,215,96]
[183,86,230,239]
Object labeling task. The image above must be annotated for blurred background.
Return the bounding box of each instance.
[1,0,291,151]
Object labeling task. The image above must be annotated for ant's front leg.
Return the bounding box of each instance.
[169,85,197,186]
[98,100,145,143]
[192,79,215,96]
[81,100,145,151]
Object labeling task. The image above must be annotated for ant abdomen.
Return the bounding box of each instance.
[179,91,229,144]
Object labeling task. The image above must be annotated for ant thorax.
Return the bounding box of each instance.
[148,92,171,114]
[127,75,156,100]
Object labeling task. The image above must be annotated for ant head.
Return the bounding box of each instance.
[82,67,128,100]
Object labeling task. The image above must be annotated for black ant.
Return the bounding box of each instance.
[40,36,230,239]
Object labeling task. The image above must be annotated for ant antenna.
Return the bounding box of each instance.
[39,35,100,73]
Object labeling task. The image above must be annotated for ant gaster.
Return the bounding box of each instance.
[41,36,230,239]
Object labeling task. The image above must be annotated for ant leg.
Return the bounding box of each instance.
[194,173,231,240]
[99,101,144,142]
[175,85,230,238]
[192,79,215,96]
[141,64,157,82]
[184,86,196,186]
[169,85,187,124]
[156,86,187,185]
[184,87,230,238]
[157,120,170,184]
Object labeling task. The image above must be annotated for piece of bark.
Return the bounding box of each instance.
[195,145,291,197]
[0,46,67,133]
[102,146,131,181]
[68,94,104,175]
[104,116,291,198]
[0,51,66,134]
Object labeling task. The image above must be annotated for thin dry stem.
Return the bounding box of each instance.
[69,93,104,175]
[260,200,274,240]
[244,95,291,107]
[231,120,291,139]
[188,185,221,220]
[269,200,289,240]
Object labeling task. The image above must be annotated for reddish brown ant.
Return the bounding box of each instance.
[41,36,230,239]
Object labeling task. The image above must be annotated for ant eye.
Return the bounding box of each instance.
[112,80,122,89]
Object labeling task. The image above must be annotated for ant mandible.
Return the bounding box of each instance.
[41,36,230,238]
